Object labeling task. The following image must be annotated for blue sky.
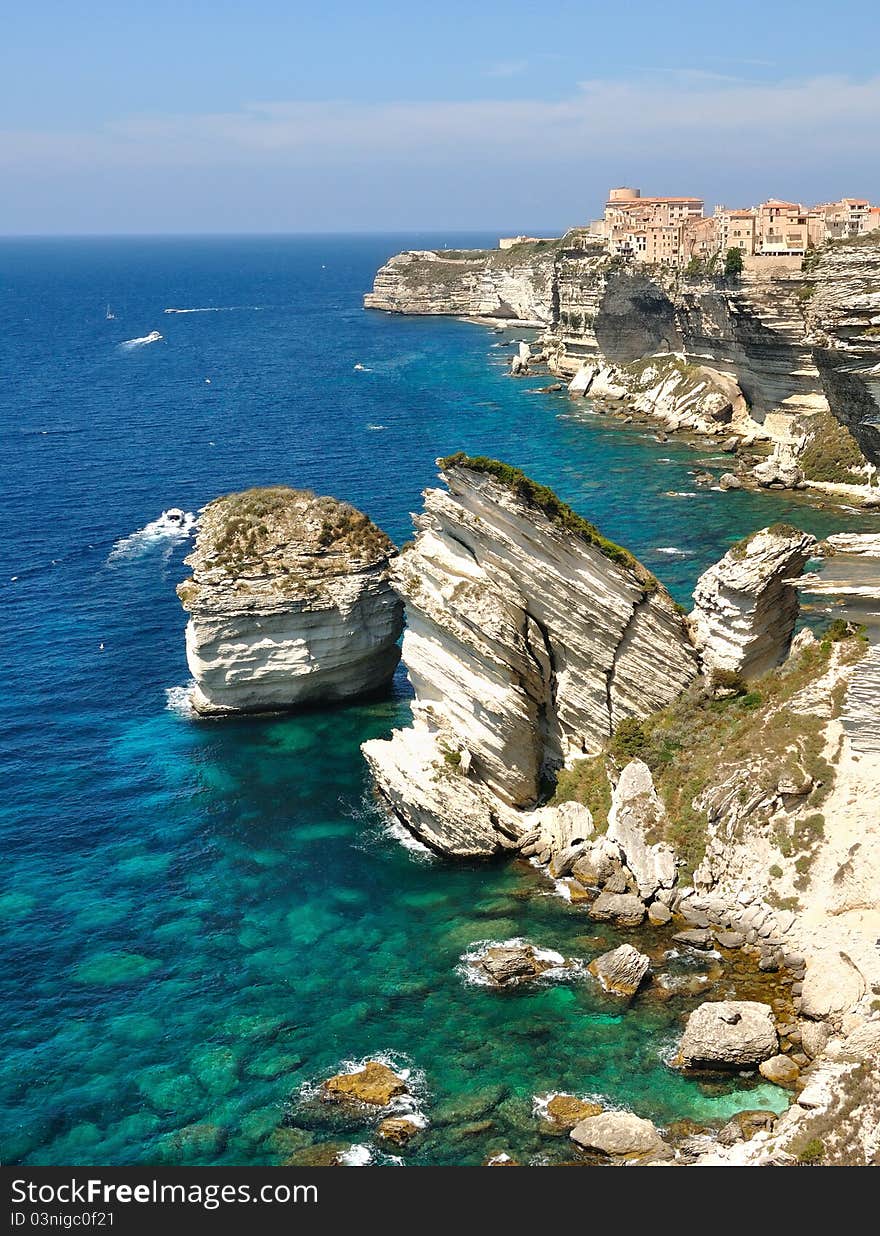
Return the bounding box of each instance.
[1,0,878,233]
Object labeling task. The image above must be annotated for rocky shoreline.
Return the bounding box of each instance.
[365,232,880,509]
[176,440,879,1162]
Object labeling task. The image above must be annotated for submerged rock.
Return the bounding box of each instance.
[321,1061,409,1107]
[541,1094,604,1130]
[678,1000,778,1069]
[690,523,816,681]
[588,943,651,995]
[570,1111,669,1158]
[178,487,403,715]
[376,1116,423,1146]
[362,457,698,855]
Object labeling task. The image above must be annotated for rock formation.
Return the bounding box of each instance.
[364,241,560,324]
[569,1111,669,1159]
[465,940,563,987]
[588,943,651,995]
[689,524,816,681]
[362,457,697,855]
[365,231,880,478]
[605,760,677,899]
[177,487,403,715]
[321,1061,409,1106]
[805,235,880,465]
[677,1000,778,1069]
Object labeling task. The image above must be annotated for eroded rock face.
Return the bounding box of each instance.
[364,244,558,323]
[606,760,677,899]
[570,1111,668,1158]
[178,488,403,715]
[678,1000,778,1069]
[588,944,651,995]
[806,236,880,465]
[363,459,697,854]
[689,524,816,681]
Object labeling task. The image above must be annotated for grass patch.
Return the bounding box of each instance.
[195,486,394,578]
[800,409,867,483]
[551,756,612,832]
[438,454,658,591]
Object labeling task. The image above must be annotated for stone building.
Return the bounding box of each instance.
[588,186,880,269]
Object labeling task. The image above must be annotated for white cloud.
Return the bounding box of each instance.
[0,72,877,175]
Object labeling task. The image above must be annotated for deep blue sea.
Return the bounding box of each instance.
[1,235,874,1167]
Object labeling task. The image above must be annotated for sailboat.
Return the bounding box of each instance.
[105,304,117,320]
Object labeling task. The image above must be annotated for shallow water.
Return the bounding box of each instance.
[1,235,875,1166]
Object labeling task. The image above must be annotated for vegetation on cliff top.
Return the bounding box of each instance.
[799,408,868,483]
[194,486,394,577]
[438,453,658,590]
[552,622,867,875]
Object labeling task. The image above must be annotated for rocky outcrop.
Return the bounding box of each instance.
[606,760,676,899]
[588,943,651,995]
[799,952,866,1027]
[689,524,816,681]
[465,940,562,987]
[805,236,880,465]
[570,1111,669,1159]
[678,1000,778,1069]
[178,487,403,715]
[362,457,697,855]
[364,241,560,324]
[321,1061,409,1106]
[588,892,646,927]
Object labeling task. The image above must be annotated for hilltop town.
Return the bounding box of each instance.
[501,187,880,271]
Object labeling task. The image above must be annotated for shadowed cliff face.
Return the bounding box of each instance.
[365,234,880,454]
[593,274,682,363]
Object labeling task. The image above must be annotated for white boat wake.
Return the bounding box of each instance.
[108,509,196,563]
[118,331,163,349]
[163,306,263,314]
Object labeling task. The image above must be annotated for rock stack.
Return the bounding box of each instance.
[178,486,403,715]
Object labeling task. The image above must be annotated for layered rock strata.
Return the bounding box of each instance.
[366,233,880,475]
[689,524,816,681]
[805,236,880,465]
[178,487,403,715]
[362,458,697,854]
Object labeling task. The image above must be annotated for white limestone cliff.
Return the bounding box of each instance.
[362,458,697,854]
[178,487,403,715]
[689,524,816,681]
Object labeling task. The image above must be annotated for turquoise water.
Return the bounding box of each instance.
[1,236,874,1166]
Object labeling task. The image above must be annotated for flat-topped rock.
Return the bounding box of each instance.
[570,1111,668,1158]
[678,1000,778,1069]
[179,487,403,714]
